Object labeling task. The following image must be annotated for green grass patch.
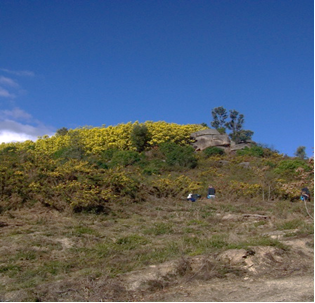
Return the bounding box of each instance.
[116,234,150,249]
[14,249,38,261]
[0,264,21,276]
[73,225,100,236]
[276,218,305,230]
[143,222,174,236]
[187,219,208,226]
[228,236,288,250]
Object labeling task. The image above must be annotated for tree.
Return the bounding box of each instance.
[210,107,254,143]
[231,129,254,144]
[211,106,228,133]
[225,109,244,135]
[200,122,208,128]
[130,124,151,152]
[225,109,253,143]
[294,146,307,159]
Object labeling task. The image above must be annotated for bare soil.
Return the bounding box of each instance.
[134,238,314,302]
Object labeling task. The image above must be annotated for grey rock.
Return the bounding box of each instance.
[191,129,230,151]
[191,129,255,153]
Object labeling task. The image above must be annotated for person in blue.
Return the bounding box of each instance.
[207,185,216,199]
[301,187,311,201]
[187,193,201,202]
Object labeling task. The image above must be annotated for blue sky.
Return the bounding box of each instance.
[0,0,313,156]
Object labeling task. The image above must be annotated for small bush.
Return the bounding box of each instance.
[130,124,151,152]
[203,147,225,157]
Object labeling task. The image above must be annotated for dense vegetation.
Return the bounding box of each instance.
[0,121,313,214]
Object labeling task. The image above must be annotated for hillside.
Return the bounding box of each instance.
[0,122,313,301]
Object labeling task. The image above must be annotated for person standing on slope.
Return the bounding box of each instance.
[207,185,216,199]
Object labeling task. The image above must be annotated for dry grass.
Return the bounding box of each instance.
[0,196,313,301]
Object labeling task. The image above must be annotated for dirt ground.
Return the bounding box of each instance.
[125,236,314,302]
[139,274,314,302]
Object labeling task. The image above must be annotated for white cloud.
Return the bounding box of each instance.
[0,119,54,143]
[0,130,38,142]
[0,68,35,77]
[0,109,54,144]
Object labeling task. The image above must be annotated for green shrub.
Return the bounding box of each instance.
[141,160,163,175]
[53,146,86,160]
[159,142,197,168]
[100,148,119,161]
[203,146,225,157]
[274,159,311,176]
[110,150,142,167]
[236,145,264,157]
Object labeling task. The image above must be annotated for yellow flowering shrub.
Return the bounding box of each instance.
[229,180,262,198]
[150,174,202,198]
[0,121,205,156]
[144,121,205,147]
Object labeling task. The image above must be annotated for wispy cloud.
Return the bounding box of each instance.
[0,69,54,143]
[0,68,35,77]
[0,87,15,98]
[0,76,19,88]
[0,69,32,99]
[0,108,32,121]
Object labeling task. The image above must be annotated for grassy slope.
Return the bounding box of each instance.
[0,128,313,301]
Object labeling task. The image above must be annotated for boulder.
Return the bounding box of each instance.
[191,129,230,151]
[191,129,256,152]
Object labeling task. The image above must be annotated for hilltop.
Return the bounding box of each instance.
[0,121,313,301]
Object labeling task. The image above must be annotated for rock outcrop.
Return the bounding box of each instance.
[191,129,230,151]
[191,129,254,152]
